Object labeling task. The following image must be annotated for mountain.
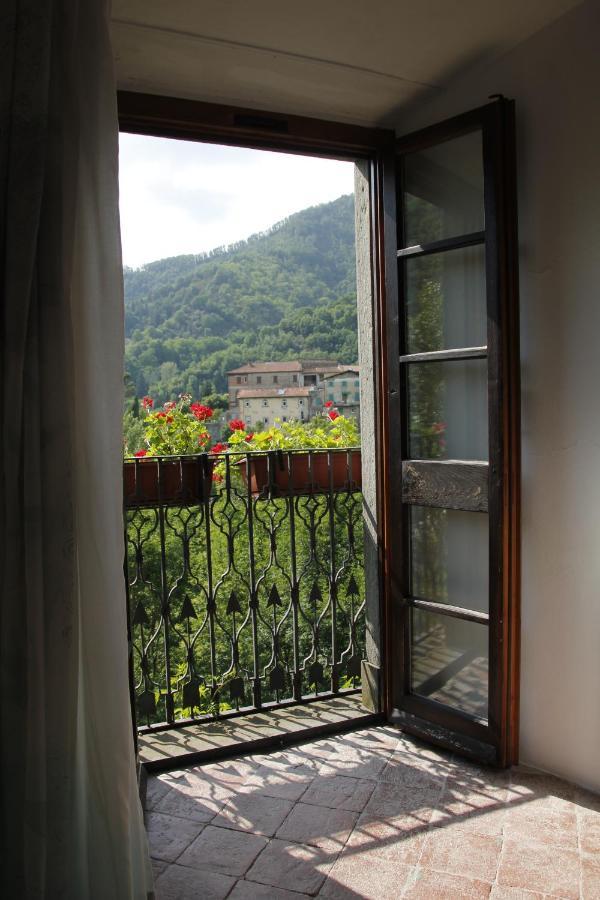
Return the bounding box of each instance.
[124,194,357,405]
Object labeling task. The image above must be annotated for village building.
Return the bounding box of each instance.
[227,359,360,423]
[320,366,361,422]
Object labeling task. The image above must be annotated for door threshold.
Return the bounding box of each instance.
[139,694,383,774]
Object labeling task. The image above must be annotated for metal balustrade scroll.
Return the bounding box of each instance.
[124,449,366,731]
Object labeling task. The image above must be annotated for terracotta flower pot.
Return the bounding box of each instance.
[237,450,361,497]
[123,456,215,507]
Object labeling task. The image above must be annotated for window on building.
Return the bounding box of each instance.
[293,375,298,383]
[355,379,359,386]
[282,416,287,422]
[301,411,305,420]
[299,399,304,406]
[273,375,278,383]
[354,392,360,402]
[342,392,349,402]
[257,375,262,384]
[342,380,348,387]
[282,399,287,408]
[245,400,250,407]
[328,393,334,402]
[262,399,268,407]
[236,376,241,384]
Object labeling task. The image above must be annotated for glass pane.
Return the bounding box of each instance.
[404,131,484,247]
[407,359,488,460]
[410,506,488,613]
[405,245,486,354]
[411,609,488,719]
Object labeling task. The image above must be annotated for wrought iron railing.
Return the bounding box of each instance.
[124,448,365,732]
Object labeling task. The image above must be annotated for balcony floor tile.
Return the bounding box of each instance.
[144,724,600,899]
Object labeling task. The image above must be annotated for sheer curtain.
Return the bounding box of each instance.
[1,1,153,896]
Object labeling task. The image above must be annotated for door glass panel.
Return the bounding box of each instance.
[410,506,489,613]
[404,131,484,247]
[411,609,488,720]
[405,245,486,354]
[407,359,488,460]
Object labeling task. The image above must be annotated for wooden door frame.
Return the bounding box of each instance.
[117,89,396,729]
[386,99,521,767]
[117,92,520,766]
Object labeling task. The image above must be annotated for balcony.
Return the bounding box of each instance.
[124,448,367,749]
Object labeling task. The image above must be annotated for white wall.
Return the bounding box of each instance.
[396,0,600,791]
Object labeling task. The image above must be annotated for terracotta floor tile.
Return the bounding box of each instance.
[245,839,334,895]
[429,802,507,836]
[200,758,263,786]
[317,751,389,781]
[420,826,502,883]
[301,773,375,811]
[210,792,294,836]
[346,726,403,751]
[151,857,168,879]
[489,886,547,899]
[509,769,576,807]
[275,801,358,853]
[177,824,267,876]
[364,780,441,822]
[145,775,172,810]
[504,803,578,849]
[379,752,454,787]
[154,784,233,824]
[580,814,600,857]
[154,864,235,900]
[496,836,580,899]
[344,815,427,864]
[145,812,203,863]
[320,854,414,899]
[239,767,314,802]
[581,858,600,900]
[230,880,311,899]
[161,767,238,801]
[403,866,491,898]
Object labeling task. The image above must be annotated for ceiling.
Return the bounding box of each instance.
[111,0,583,127]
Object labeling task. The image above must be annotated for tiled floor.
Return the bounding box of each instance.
[145,726,600,899]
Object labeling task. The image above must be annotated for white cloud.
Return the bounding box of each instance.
[118,133,355,269]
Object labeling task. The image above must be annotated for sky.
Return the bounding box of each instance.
[118,133,355,269]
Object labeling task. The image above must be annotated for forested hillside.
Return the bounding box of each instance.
[124,194,357,405]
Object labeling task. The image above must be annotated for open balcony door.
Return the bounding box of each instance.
[382,99,520,766]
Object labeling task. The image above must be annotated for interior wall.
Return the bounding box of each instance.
[396,0,600,791]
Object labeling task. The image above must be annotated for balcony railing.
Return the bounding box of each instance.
[124,448,365,732]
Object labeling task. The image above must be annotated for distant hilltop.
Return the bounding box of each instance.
[123,194,357,404]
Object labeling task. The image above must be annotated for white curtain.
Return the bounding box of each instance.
[0,1,153,897]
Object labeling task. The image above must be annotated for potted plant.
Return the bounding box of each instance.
[124,395,216,506]
[225,404,361,497]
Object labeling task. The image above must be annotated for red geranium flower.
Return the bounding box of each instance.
[328,410,340,421]
[190,403,214,422]
[211,443,228,454]
[164,401,176,411]
[229,419,246,431]
[212,472,224,483]
[324,401,334,408]
[134,449,147,457]
[141,396,153,409]
[244,433,254,442]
